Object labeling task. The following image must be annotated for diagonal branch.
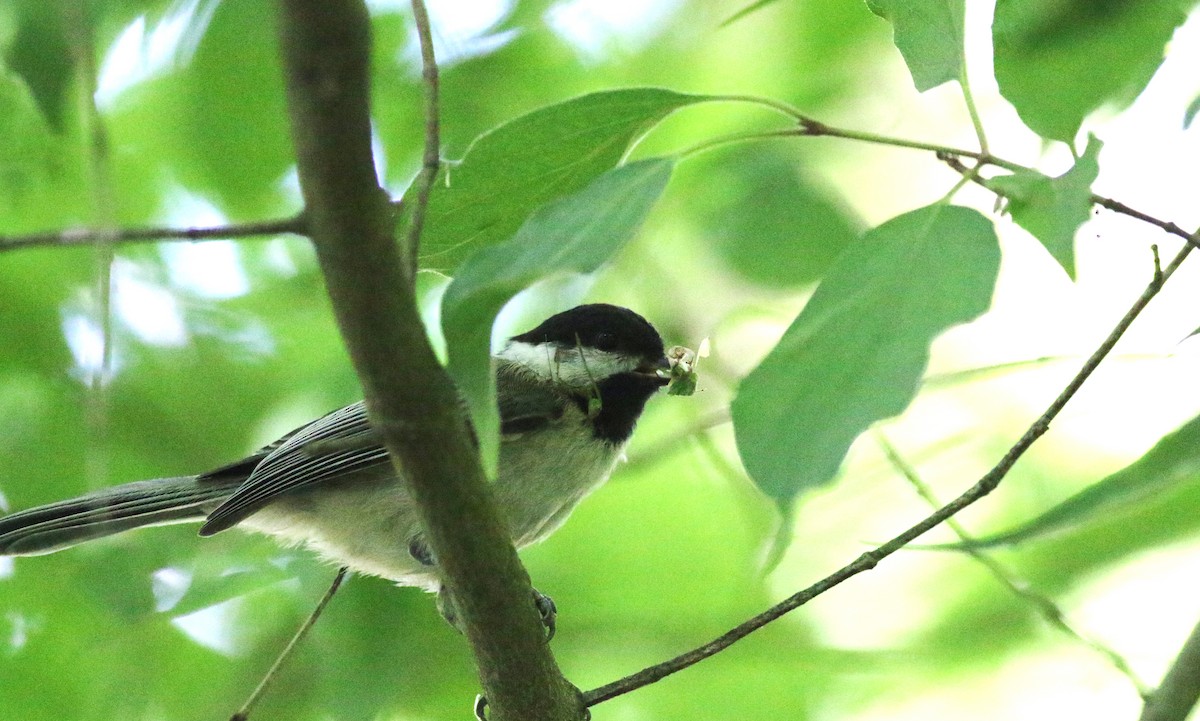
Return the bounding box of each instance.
[274,2,579,720]
[583,238,1193,707]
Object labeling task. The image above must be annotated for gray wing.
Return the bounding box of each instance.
[198,364,569,536]
[198,401,390,535]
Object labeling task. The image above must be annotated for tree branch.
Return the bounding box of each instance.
[274,2,579,720]
[0,214,307,253]
[1140,616,1200,721]
[583,239,1192,707]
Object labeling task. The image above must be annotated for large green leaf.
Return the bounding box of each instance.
[732,204,999,505]
[993,0,1186,142]
[866,0,965,92]
[937,413,1200,549]
[441,158,675,472]
[412,88,702,274]
[990,135,1101,280]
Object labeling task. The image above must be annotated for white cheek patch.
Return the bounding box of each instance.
[500,341,636,387]
[499,340,559,380]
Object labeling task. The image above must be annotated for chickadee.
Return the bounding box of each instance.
[0,304,670,627]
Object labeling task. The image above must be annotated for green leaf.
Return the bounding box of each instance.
[993,0,1186,142]
[441,158,675,473]
[866,0,965,92]
[937,413,1200,549]
[413,88,703,274]
[732,204,999,505]
[990,135,1101,280]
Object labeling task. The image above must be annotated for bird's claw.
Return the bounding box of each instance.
[437,586,557,641]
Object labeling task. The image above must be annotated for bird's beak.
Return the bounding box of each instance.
[638,356,672,386]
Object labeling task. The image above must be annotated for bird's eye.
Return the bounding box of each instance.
[593,332,617,351]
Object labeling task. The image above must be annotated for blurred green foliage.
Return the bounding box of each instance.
[1,1,1199,720]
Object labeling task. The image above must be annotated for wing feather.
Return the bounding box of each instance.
[200,364,570,536]
[199,402,389,535]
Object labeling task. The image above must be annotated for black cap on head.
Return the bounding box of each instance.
[510,304,665,360]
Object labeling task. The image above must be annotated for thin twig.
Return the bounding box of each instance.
[7,103,1190,268]
[0,214,308,253]
[687,95,1028,171]
[937,153,1200,251]
[794,120,1029,173]
[402,0,442,277]
[875,432,1148,694]
[583,240,1192,707]
[1089,195,1197,248]
[231,567,349,721]
[1140,616,1200,721]
[64,1,117,487]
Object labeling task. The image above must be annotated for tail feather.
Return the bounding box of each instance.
[0,476,239,556]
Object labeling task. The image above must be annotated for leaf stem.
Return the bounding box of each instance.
[959,58,989,155]
[937,160,984,204]
[674,128,806,160]
[708,93,809,121]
